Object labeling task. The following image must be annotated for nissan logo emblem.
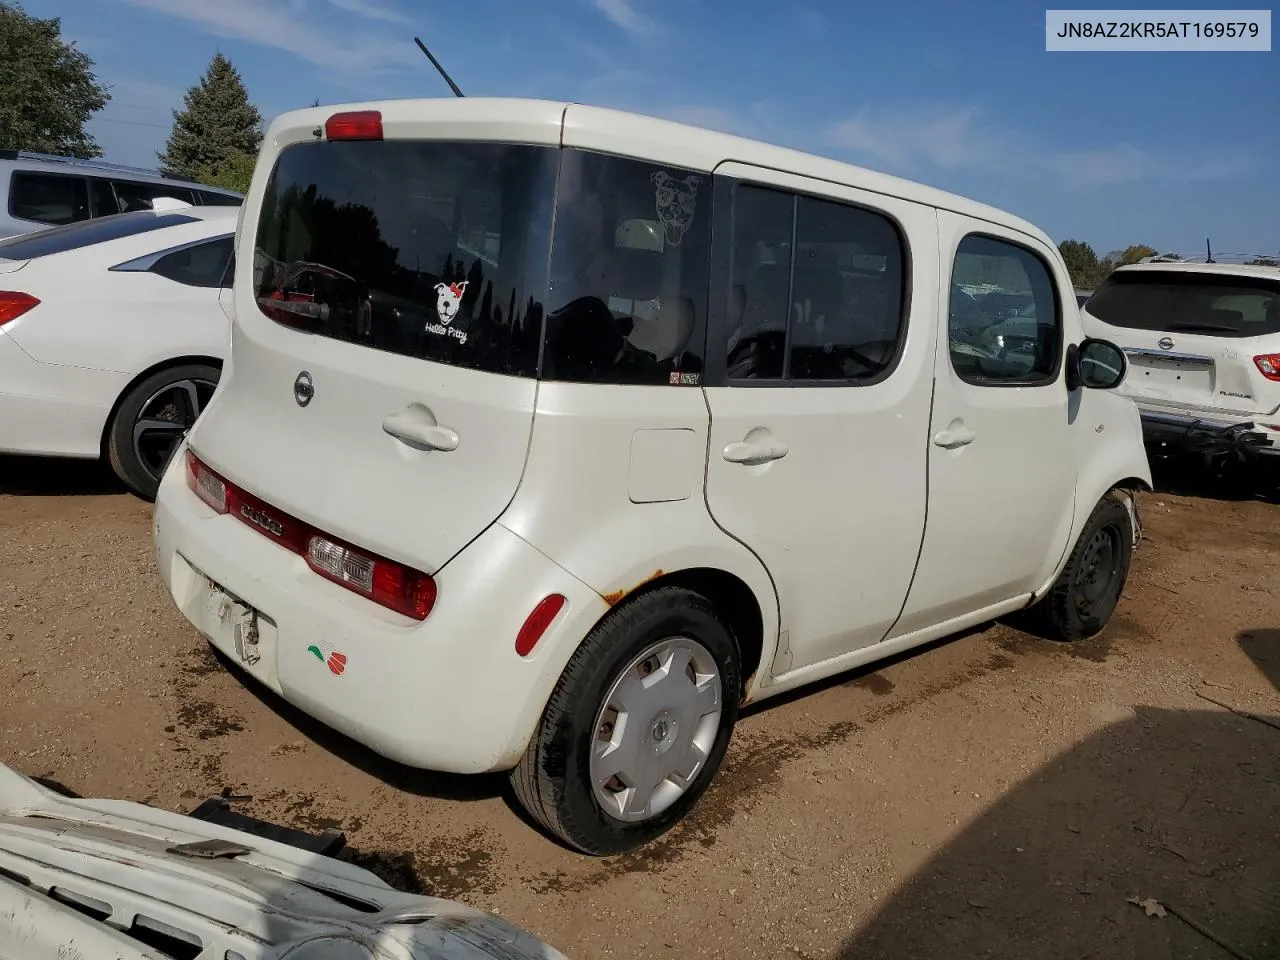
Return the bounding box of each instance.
[293,371,314,407]
[1158,337,1174,351]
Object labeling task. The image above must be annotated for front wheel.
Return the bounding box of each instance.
[511,586,741,855]
[1030,492,1135,641]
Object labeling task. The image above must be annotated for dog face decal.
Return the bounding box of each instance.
[433,281,468,325]
[651,171,701,247]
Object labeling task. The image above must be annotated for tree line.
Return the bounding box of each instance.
[1059,239,1279,289]
[0,2,265,193]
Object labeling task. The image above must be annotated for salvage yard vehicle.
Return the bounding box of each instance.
[1081,259,1280,478]
[0,205,237,499]
[153,97,1152,856]
[0,764,568,960]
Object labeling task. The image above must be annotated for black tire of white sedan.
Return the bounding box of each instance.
[511,586,741,855]
[1034,493,1134,642]
[107,363,220,501]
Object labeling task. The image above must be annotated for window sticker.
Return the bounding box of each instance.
[651,171,701,247]
[427,280,469,344]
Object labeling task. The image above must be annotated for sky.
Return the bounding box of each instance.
[33,0,1279,257]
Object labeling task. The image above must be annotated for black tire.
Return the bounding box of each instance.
[1030,492,1134,642]
[107,363,220,501]
[511,586,741,855]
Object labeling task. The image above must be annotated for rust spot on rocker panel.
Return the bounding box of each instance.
[600,569,666,607]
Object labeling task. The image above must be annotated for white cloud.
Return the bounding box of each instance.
[124,0,422,73]
[825,103,1261,187]
[589,0,651,36]
[325,0,414,27]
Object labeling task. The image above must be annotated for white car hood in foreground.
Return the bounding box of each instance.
[0,765,567,960]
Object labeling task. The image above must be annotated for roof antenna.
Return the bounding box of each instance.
[413,37,464,97]
[1206,237,1214,263]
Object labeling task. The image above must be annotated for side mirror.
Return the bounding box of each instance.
[1068,337,1127,390]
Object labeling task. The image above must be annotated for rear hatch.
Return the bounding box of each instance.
[1084,267,1280,418]
[188,107,563,573]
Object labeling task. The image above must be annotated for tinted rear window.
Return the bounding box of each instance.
[1088,270,1280,338]
[10,172,89,225]
[255,140,557,377]
[0,212,199,260]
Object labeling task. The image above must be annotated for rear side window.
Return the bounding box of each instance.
[150,236,234,287]
[1087,271,1280,338]
[198,190,242,206]
[255,140,557,377]
[0,212,199,260]
[10,172,90,225]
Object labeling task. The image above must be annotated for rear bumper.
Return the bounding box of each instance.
[1138,408,1280,465]
[153,441,609,773]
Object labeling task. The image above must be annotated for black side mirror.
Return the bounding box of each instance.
[1067,338,1127,391]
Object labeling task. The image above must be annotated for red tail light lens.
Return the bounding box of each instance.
[184,452,436,620]
[1254,354,1280,381]
[324,110,383,141]
[0,291,39,326]
[515,594,567,657]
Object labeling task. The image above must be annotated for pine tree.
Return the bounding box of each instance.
[159,52,262,184]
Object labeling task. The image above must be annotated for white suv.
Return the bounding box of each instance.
[1081,260,1280,473]
[153,98,1151,855]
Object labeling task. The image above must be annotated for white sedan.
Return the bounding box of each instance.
[0,204,237,498]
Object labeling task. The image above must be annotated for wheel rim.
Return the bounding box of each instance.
[1074,522,1124,619]
[131,377,217,484]
[589,636,723,822]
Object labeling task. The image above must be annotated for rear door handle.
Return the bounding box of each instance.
[382,413,459,452]
[723,438,790,464]
[933,427,975,449]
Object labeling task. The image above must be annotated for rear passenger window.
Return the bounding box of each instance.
[198,191,242,206]
[114,180,196,212]
[150,237,234,288]
[89,178,120,217]
[948,235,1061,385]
[10,173,90,225]
[724,184,907,383]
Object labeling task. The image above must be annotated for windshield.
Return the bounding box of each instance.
[254,141,711,384]
[1087,270,1280,338]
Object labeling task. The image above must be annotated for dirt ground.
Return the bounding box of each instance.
[1,455,1278,960]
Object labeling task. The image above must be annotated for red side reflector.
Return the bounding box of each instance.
[324,110,383,141]
[1254,354,1280,382]
[0,291,39,326]
[516,595,567,657]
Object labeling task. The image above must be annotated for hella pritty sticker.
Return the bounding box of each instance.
[306,640,348,676]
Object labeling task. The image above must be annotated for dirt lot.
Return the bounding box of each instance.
[2,455,1278,960]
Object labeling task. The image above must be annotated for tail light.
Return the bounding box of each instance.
[1253,354,1280,381]
[325,110,383,141]
[0,291,39,326]
[184,451,436,620]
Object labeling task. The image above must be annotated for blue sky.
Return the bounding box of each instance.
[34,0,1278,256]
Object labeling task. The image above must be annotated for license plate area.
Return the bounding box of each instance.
[174,554,281,692]
[1128,355,1214,401]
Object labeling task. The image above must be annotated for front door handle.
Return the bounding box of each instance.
[933,427,975,449]
[382,413,459,452]
[723,438,790,464]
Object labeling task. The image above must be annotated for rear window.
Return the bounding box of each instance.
[0,212,199,260]
[10,172,89,225]
[1088,270,1280,338]
[255,140,558,378]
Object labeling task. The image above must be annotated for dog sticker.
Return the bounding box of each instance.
[651,171,701,247]
[427,280,469,344]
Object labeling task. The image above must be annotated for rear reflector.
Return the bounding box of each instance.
[515,594,567,657]
[0,291,39,326]
[1254,354,1280,381]
[184,451,436,620]
[324,110,383,141]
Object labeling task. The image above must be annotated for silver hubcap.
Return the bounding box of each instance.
[589,637,723,822]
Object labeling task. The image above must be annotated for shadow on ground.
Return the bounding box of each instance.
[838,696,1280,958]
[0,454,123,496]
[1149,455,1280,505]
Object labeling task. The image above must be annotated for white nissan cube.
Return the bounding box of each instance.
[154,98,1151,855]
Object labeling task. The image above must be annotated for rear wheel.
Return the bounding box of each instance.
[1030,493,1134,641]
[107,363,220,501]
[511,586,741,855]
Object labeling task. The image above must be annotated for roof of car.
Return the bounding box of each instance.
[0,150,241,197]
[268,97,1057,251]
[1113,261,1280,279]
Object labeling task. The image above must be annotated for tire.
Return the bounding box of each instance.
[107,363,221,501]
[511,586,741,855]
[1030,492,1134,642]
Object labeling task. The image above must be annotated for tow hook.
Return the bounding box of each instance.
[233,610,261,666]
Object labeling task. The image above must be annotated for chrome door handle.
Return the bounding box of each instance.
[723,438,790,464]
[933,427,975,449]
[382,413,459,452]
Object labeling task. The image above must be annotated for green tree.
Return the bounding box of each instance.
[193,149,256,194]
[160,52,262,184]
[1118,244,1158,265]
[0,2,110,158]
[1058,239,1099,288]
